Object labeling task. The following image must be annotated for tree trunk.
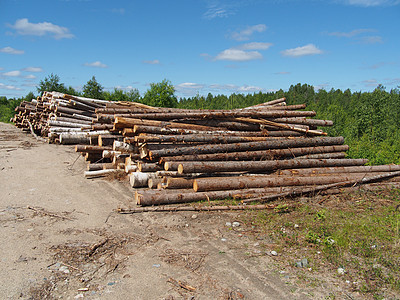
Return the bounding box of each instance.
[176,158,367,175]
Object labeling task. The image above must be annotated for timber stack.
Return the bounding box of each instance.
[13,92,400,207]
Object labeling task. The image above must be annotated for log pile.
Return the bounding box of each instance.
[12,91,113,144]
[13,92,400,209]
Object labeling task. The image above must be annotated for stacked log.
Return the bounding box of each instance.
[12,91,112,143]
[13,92,400,207]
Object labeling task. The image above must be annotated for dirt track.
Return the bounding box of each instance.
[0,122,310,299]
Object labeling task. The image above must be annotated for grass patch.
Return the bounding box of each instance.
[241,187,400,298]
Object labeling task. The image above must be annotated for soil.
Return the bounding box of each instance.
[0,122,313,299]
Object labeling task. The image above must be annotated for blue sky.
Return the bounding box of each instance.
[0,0,399,99]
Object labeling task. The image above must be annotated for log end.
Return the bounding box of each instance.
[177,164,184,174]
[193,180,199,192]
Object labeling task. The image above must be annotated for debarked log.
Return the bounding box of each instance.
[176,158,368,175]
[149,136,345,159]
[84,169,124,179]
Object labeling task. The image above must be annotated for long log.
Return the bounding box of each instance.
[149,136,345,159]
[114,117,224,131]
[242,170,400,203]
[136,187,288,206]
[118,204,279,213]
[270,117,333,127]
[113,110,317,121]
[276,164,400,176]
[177,158,367,175]
[135,134,287,144]
[193,172,371,192]
[84,169,124,178]
[160,145,350,162]
[75,145,112,153]
[130,125,294,137]
[296,152,346,159]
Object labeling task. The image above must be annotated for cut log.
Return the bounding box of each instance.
[177,158,367,174]
[193,172,371,192]
[129,172,158,188]
[149,136,345,159]
[160,145,349,162]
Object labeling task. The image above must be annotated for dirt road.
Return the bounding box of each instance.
[0,122,309,299]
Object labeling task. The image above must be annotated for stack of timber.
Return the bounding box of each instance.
[90,96,400,206]
[12,91,113,144]
[13,92,400,208]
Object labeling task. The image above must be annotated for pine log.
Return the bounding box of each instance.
[270,117,333,127]
[75,145,112,153]
[135,134,287,144]
[113,110,317,121]
[160,145,349,162]
[163,177,195,189]
[130,125,288,137]
[114,117,224,131]
[193,172,371,192]
[296,152,346,159]
[138,162,163,172]
[277,164,400,176]
[175,158,368,175]
[149,136,345,159]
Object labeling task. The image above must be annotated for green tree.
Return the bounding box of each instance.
[37,73,68,95]
[142,79,177,107]
[82,76,104,99]
[103,88,141,102]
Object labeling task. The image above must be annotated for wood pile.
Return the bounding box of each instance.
[12,91,114,144]
[13,92,400,208]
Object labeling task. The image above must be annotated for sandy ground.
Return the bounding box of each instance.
[0,122,312,300]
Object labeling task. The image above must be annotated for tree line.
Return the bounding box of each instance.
[1,74,399,165]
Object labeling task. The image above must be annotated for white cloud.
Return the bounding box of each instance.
[24,74,36,79]
[215,49,262,61]
[275,71,291,75]
[359,36,383,44]
[22,67,43,72]
[0,46,24,55]
[235,42,272,50]
[231,24,267,41]
[281,44,323,57]
[142,59,160,65]
[8,18,74,39]
[327,28,376,38]
[176,82,205,90]
[83,61,108,68]
[203,4,233,19]
[0,83,22,90]
[344,0,400,6]
[237,85,263,93]
[3,70,22,77]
